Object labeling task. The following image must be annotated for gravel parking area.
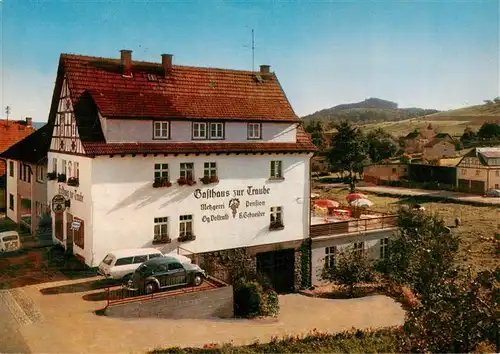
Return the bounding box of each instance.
[3,278,404,353]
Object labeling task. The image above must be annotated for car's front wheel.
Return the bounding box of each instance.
[144,282,158,295]
[193,273,204,287]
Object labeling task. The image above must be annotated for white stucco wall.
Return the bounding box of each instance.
[47,152,94,263]
[6,159,18,222]
[104,120,297,143]
[311,229,396,285]
[89,153,311,267]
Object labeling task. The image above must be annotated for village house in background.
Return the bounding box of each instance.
[0,118,36,211]
[401,125,436,153]
[45,50,315,292]
[0,124,52,232]
[457,147,500,194]
[422,133,458,162]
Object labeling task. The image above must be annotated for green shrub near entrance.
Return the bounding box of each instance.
[233,271,280,318]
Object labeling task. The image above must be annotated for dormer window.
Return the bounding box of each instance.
[209,122,224,140]
[153,121,170,139]
[248,123,262,140]
[192,122,225,140]
[192,122,207,140]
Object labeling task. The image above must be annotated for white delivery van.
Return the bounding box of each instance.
[0,231,22,253]
[98,248,164,280]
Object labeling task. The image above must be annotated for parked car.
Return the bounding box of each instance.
[0,231,21,253]
[485,188,500,197]
[98,248,164,280]
[125,256,206,294]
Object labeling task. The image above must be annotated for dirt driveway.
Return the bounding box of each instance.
[5,278,404,353]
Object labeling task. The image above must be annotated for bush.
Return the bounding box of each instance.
[233,280,262,318]
[233,270,280,318]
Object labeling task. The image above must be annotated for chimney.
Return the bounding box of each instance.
[260,65,270,74]
[25,117,32,127]
[120,49,133,76]
[161,54,173,75]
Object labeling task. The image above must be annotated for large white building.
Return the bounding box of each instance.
[46,50,315,292]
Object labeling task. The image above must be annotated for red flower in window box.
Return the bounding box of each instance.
[67,177,79,187]
[153,177,172,188]
[200,176,219,185]
[177,177,196,186]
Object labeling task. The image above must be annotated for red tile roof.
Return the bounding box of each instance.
[51,53,315,156]
[0,124,52,164]
[61,54,300,122]
[0,120,36,175]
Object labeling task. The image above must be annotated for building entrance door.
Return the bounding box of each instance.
[256,249,295,293]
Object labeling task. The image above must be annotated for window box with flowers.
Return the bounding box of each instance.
[177,177,196,186]
[153,177,172,188]
[67,177,79,187]
[47,172,57,180]
[178,232,196,242]
[269,221,285,231]
[199,176,219,185]
[57,174,67,182]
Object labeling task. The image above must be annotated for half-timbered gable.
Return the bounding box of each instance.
[50,77,86,155]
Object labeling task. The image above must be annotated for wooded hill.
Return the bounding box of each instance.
[302,97,439,125]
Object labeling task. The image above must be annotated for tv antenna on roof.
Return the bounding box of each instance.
[243,27,255,71]
[5,106,11,121]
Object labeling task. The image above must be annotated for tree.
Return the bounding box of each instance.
[321,246,374,296]
[366,128,398,163]
[305,120,327,150]
[327,121,369,192]
[377,207,460,294]
[404,268,499,353]
[477,122,500,140]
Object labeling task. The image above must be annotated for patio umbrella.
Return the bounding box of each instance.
[314,199,340,209]
[346,192,368,202]
[350,198,373,207]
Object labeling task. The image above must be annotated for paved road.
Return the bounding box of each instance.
[356,185,500,205]
[0,292,31,353]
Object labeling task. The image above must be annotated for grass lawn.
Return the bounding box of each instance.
[151,328,404,354]
[314,185,500,273]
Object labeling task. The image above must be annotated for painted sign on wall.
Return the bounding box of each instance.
[194,186,270,224]
[58,184,84,202]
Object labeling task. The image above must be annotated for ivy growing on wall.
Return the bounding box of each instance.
[299,239,311,289]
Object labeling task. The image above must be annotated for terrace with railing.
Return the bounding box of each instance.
[310,212,398,238]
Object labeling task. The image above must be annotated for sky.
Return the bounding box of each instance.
[0,0,499,122]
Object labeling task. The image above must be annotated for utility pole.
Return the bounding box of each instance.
[5,106,11,121]
[251,28,255,72]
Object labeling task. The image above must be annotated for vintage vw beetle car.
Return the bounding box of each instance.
[125,256,206,294]
[0,231,22,253]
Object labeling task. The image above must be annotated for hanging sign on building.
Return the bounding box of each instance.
[51,195,67,214]
[71,220,81,231]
